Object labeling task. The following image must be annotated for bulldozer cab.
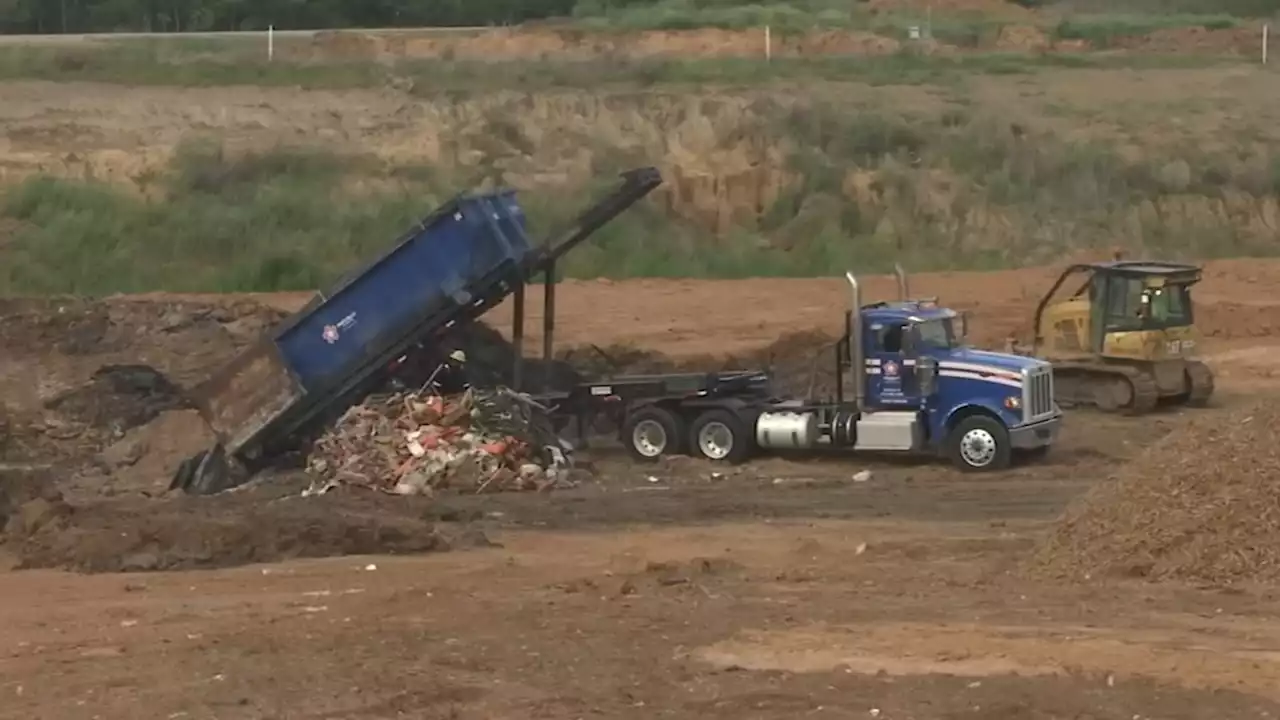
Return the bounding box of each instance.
[1035,261,1202,358]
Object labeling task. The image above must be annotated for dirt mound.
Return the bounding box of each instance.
[558,342,678,378]
[995,24,1050,52]
[0,466,59,533]
[726,330,843,397]
[1032,401,1280,585]
[80,410,216,499]
[1114,26,1258,56]
[454,321,584,391]
[559,330,839,397]
[5,478,484,573]
[44,364,190,434]
[308,30,386,62]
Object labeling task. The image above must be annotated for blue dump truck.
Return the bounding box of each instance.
[173,167,1060,495]
[544,267,1061,472]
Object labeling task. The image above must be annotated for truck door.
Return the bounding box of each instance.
[866,321,920,408]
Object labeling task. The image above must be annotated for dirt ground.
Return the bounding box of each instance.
[4,262,1280,717]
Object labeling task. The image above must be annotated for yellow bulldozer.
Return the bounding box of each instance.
[1025,260,1214,415]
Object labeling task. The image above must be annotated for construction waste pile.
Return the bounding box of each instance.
[305,386,575,497]
[1032,399,1280,585]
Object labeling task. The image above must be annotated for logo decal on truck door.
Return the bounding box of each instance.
[321,312,357,344]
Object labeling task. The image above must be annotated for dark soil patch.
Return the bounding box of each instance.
[5,477,485,573]
[558,329,840,397]
[44,364,192,434]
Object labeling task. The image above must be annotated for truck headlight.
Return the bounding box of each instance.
[1003,396,1021,410]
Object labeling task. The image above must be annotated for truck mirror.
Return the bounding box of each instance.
[916,356,938,396]
[902,329,917,357]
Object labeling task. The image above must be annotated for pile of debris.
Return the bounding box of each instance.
[1031,399,1280,585]
[306,386,575,497]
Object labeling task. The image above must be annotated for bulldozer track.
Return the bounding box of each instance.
[1120,366,1160,415]
[1184,360,1215,407]
[1053,363,1159,415]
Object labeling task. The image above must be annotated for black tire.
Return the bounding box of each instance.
[688,409,752,465]
[622,405,685,463]
[945,415,1012,473]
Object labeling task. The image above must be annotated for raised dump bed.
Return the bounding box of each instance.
[173,168,662,494]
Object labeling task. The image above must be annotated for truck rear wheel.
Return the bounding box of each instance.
[622,405,685,462]
[946,415,1012,473]
[689,409,752,465]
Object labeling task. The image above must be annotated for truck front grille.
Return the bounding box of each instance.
[1024,366,1055,422]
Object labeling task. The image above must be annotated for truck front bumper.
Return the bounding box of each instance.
[1009,414,1061,450]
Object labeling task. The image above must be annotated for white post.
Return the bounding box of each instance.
[765,25,771,61]
[268,24,274,61]
[1264,23,1269,65]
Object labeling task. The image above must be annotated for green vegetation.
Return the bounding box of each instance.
[4,101,1278,294]
[4,0,1272,35]
[0,0,575,34]
[1054,13,1239,47]
[0,0,1275,293]
[0,39,1234,94]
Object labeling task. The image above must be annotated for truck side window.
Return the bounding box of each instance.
[876,324,906,353]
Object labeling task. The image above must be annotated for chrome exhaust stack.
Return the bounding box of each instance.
[845,271,865,412]
[894,262,909,301]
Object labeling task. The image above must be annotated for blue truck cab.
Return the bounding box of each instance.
[842,271,1061,471]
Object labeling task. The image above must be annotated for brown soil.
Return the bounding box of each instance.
[82,409,215,499]
[1114,25,1261,56]
[995,24,1051,51]
[1032,398,1280,585]
[5,520,1280,719]
[4,477,481,573]
[303,27,907,64]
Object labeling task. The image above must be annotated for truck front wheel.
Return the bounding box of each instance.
[946,415,1012,473]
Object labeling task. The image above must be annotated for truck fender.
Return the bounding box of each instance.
[942,402,1010,435]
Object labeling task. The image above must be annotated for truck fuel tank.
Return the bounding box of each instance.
[755,410,820,450]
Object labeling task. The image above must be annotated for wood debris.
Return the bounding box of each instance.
[305,387,574,496]
[1031,400,1280,585]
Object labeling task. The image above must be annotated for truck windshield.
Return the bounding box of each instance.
[913,317,959,350]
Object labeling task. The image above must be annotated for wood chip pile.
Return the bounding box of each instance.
[1031,399,1280,585]
[306,387,574,496]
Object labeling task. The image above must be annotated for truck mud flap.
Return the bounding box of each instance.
[169,443,247,496]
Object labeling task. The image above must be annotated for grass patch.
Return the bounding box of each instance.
[7,76,1280,296]
[0,41,1233,93]
[1053,13,1241,47]
[1041,0,1275,16]
[0,142,433,294]
[0,44,384,88]
[5,101,1280,295]
[568,0,861,32]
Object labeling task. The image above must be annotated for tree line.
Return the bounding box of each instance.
[0,0,635,34]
